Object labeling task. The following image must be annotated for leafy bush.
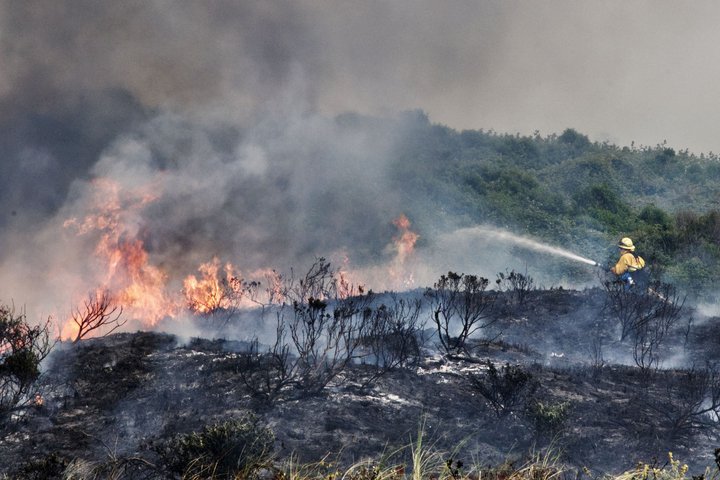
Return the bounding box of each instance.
[158,414,274,479]
[558,128,591,153]
[573,184,635,234]
[526,400,571,438]
[0,304,53,420]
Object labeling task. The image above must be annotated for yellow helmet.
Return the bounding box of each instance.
[618,237,635,251]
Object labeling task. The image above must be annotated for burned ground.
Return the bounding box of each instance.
[2,287,720,477]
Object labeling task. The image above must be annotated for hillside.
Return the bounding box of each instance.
[2,284,720,478]
[373,112,720,298]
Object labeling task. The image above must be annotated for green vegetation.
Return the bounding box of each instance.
[157,414,275,479]
[526,400,571,439]
[0,304,53,419]
[384,113,720,300]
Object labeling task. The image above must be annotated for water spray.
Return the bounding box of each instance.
[452,226,603,268]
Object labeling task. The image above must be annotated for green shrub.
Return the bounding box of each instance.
[0,304,53,420]
[526,400,571,438]
[158,414,275,479]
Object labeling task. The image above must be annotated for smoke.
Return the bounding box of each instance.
[2,1,716,324]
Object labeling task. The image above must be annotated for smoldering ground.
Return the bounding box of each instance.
[8,283,720,476]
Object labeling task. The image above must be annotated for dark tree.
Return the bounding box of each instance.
[70,289,125,343]
[426,272,497,355]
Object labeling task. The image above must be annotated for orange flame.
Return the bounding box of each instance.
[392,214,419,264]
[184,260,290,312]
[336,254,365,298]
[63,178,176,330]
[389,214,419,288]
[60,309,81,341]
[183,258,244,314]
[112,240,176,324]
[57,179,424,338]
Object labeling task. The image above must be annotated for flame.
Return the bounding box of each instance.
[337,270,365,298]
[389,214,419,288]
[112,240,176,324]
[56,178,423,338]
[323,216,418,296]
[60,314,81,341]
[61,177,289,333]
[392,214,419,264]
[184,260,290,312]
[63,178,176,331]
[336,254,365,298]
[183,258,244,314]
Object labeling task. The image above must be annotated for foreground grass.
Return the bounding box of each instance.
[10,416,720,479]
[269,450,716,480]
[11,445,720,480]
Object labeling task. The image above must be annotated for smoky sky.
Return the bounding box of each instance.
[1,0,719,317]
[2,1,719,196]
[2,1,719,219]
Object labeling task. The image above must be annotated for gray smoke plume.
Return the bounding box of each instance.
[1,0,713,323]
[0,1,413,321]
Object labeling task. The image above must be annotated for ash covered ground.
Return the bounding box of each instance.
[2,287,720,477]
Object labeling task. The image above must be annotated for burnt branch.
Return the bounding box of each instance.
[496,268,535,307]
[237,317,299,404]
[626,282,684,372]
[353,295,425,390]
[426,272,497,355]
[71,289,126,343]
[604,280,685,344]
[283,258,338,306]
[287,292,374,396]
[468,361,538,418]
[642,364,720,440]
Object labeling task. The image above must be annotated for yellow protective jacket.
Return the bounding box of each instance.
[611,252,645,275]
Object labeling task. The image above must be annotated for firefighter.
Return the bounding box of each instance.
[610,237,647,289]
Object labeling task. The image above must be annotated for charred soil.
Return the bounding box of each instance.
[2,287,720,477]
